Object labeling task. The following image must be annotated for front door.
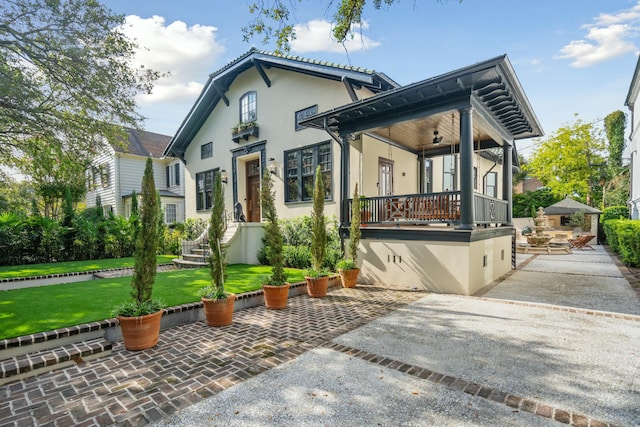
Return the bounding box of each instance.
[246,159,261,222]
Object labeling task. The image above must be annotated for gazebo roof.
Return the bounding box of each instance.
[544,197,601,215]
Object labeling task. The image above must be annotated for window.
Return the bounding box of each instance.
[165,204,177,224]
[443,154,457,191]
[196,169,218,210]
[201,142,212,159]
[166,163,180,187]
[240,91,257,123]
[485,172,497,198]
[100,164,110,188]
[424,159,433,193]
[285,142,332,202]
[295,105,318,131]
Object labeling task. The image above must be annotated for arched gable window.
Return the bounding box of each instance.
[240,91,257,123]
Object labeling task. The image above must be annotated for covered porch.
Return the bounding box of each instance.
[302,55,543,294]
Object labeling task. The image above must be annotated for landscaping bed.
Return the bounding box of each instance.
[0,264,305,339]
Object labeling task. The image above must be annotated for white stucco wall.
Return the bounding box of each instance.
[183,67,378,221]
[348,233,512,295]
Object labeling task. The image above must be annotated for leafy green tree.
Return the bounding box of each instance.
[244,0,461,53]
[0,0,160,168]
[130,157,159,307]
[602,111,629,208]
[525,116,604,206]
[0,171,33,216]
[512,188,562,218]
[604,110,626,173]
[17,142,87,219]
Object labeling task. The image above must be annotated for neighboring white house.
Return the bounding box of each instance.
[85,128,185,224]
[165,50,542,294]
[625,57,640,219]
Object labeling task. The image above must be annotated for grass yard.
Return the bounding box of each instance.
[0,255,177,279]
[0,264,305,340]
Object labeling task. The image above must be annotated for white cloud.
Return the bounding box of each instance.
[291,19,381,53]
[557,3,640,67]
[118,15,225,103]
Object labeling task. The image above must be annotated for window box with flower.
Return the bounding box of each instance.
[231,121,259,143]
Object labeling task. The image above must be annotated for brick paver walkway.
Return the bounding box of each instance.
[0,285,425,427]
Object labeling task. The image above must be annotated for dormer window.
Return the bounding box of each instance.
[240,91,257,123]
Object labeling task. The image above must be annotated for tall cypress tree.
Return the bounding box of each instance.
[310,165,326,273]
[130,157,158,305]
[260,169,287,286]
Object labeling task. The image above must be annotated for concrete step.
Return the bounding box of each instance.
[0,338,112,386]
[173,258,208,268]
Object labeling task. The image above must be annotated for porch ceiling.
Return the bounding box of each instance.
[301,55,544,154]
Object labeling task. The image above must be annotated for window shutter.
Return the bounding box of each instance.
[175,163,180,185]
[166,166,170,187]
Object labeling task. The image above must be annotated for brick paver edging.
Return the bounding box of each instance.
[0,264,175,284]
[326,342,616,427]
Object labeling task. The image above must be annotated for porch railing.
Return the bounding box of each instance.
[474,193,508,225]
[348,192,507,226]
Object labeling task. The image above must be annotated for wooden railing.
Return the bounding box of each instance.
[348,192,507,226]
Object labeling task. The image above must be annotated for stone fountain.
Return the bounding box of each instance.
[518,207,571,254]
[526,207,553,246]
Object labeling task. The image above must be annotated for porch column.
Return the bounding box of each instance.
[458,106,474,230]
[340,134,351,227]
[502,142,513,225]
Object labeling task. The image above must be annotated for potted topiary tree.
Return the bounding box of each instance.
[200,170,235,326]
[337,183,361,288]
[260,169,290,309]
[306,165,330,297]
[113,157,163,351]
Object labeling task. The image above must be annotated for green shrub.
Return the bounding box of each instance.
[603,219,640,267]
[601,206,629,223]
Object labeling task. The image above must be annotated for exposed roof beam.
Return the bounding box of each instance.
[253,59,272,87]
[212,83,229,107]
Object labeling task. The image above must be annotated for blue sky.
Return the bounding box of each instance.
[101,0,640,158]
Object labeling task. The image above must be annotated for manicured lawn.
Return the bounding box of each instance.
[0,255,177,279]
[0,264,305,339]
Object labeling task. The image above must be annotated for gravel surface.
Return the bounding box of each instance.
[152,348,559,427]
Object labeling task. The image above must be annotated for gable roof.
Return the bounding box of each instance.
[116,129,172,159]
[164,48,399,159]
[544,197,601,215]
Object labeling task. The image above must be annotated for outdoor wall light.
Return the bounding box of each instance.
[221,169,228,184]
[432,130,443,145]
[268,158,277,175]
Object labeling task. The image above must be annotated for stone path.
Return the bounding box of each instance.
[0,285,425,426]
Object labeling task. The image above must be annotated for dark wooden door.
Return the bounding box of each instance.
[246,159,261,222]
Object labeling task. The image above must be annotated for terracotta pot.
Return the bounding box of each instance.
[339,268,360,288]
[263,283,290,310]
[305,275,329,298]
[202,294,236,326]
[118,310,163,351]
